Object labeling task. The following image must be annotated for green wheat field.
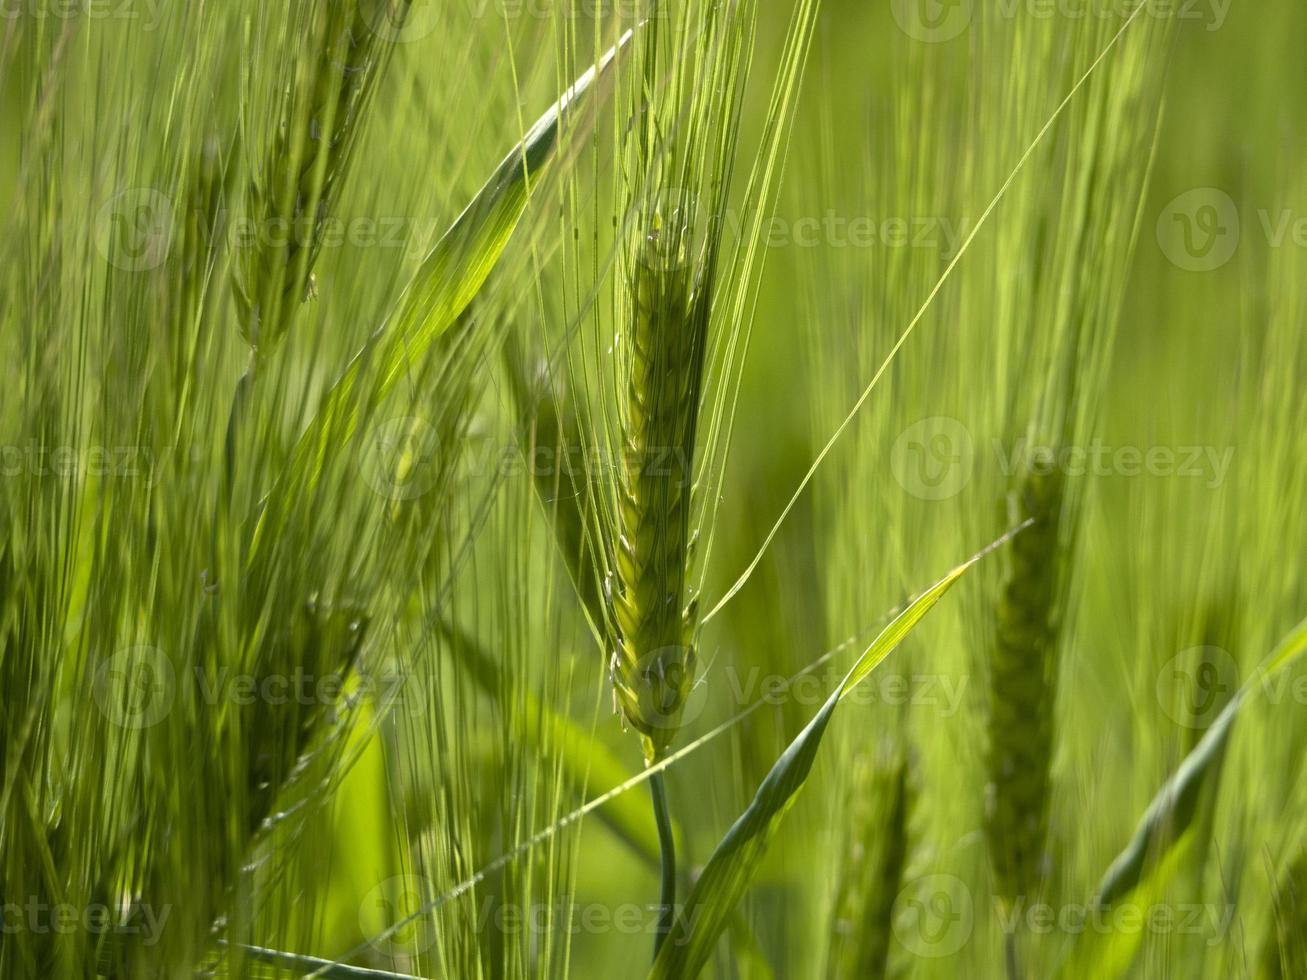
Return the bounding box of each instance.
[2,0,1305,977]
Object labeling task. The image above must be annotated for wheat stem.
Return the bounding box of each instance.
[650,768,677,959]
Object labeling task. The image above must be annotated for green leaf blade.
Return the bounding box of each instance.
[650,534,1013,979]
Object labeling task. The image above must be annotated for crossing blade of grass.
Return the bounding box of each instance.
[235,941,430,980]
[1058,615,1307,978]
[649,525,1027,979]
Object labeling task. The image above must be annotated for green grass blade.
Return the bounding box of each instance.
[236,941,429,979]
[649,529,1022,979]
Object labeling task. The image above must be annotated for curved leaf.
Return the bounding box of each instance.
[649,532,1018,979]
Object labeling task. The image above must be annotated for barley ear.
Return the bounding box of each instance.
[985,458,1066,905]
[233,0,401,355]
[609,207,709,764]
[828,742,912,979]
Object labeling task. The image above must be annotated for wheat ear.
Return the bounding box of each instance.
[233,0,401,354]
[829,743,912,979]
[985,459,1066,905]
[609,206,709,766]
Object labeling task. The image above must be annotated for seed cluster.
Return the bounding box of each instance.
[610,211,709,763]
[986,461,1066,902]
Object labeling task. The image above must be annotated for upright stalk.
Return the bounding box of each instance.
[650,767,677,958]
